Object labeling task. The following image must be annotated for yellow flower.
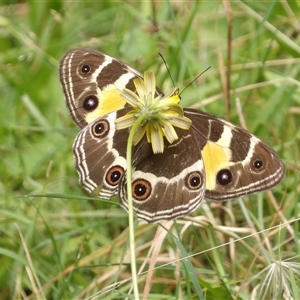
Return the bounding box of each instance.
[115,72,192,153]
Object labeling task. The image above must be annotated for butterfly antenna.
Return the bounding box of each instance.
[180,66,211,96]
[158,53,176,89]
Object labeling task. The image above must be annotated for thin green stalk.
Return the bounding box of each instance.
[126,114,147,300]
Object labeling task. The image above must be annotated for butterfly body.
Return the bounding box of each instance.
[59,49,284,223]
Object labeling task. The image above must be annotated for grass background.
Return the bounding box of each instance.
[1,1,299,299]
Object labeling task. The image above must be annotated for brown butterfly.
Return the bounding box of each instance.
[59,49,284,223]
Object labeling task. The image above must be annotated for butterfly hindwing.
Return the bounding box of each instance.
[73,110,129,199]
[119,128,205,223]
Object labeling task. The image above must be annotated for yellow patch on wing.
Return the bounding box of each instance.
[85,90,126,124]
[201,141,232,190]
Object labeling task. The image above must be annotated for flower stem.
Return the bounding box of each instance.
[126,114,147,299]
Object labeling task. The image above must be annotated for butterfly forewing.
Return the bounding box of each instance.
[59,49,143,128]
[185,109,285,201]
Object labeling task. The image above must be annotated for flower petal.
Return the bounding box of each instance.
[150,126,164,153]
[163,121,179,143]
[115,113,136,129]
[133,126,146,145]
[122,88,141,108]
[144,72,156,96]
[158,95,181,107]
[134,77,146,102]
[168,115,192,129]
